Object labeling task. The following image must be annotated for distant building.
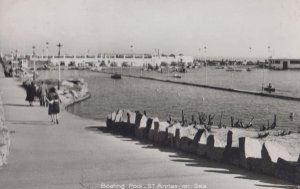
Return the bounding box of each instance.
[20,58,29,68]
[27,53,194,68]
[270,58,300,70]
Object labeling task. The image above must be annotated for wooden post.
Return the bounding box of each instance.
[181,110,184,126]
[219,112,223,128]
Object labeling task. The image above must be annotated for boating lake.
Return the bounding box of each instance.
[39,68,300,132]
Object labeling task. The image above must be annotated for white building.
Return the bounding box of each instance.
[29,53,194,68]
[270,58,300,70]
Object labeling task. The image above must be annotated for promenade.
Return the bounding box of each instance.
[0,78,295,189]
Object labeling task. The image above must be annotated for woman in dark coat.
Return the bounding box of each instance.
[25,82,36,106]
[47,87,60,124]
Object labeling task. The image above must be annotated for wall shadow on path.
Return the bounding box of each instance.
[6,120,52,126]
[4,103,31,107]
[85,126,296,189]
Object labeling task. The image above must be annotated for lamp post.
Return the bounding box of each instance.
[32,46,36,81]
[261,46,270,91]
[204,46,207,86]
[198,48,201,66]
[46,42,49,64]
[57,43,63,89]
[130,45,133,74]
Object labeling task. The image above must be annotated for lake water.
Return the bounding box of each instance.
[39,68,300,132]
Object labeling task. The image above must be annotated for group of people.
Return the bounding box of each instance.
[25,81,60,124]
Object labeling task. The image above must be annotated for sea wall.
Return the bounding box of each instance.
[119,74,300,102]
[0,94,10,166]
[22,78,90,108]
[106,109,300,185]
[57,79,90,106]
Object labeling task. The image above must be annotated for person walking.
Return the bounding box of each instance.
[46,87,60,124]
[38,81,48,107]
[25,81,36,106]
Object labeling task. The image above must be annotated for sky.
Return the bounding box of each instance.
[0,0,300,58]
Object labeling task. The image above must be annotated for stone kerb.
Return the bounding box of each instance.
[261,141,298,176]
[275,158,299,184]
[239,137,263,171]
[206,134,226,162]
[188,128,205,153]
[106,112,112,130]
[120,109,129,133]
[222,130,239,166]
[177,126,197,152]
[155,121,169,144]
[135,115,147,138]
[296,156,300,184]
[144,118,153,139]
[148,117,159,141]
[133,112,143,137]
[197,129,209,157]
[166,122,181,148]
[128,111,136,135]
[114,109,123,132]
[110,111,117,130]
[105,109,300,184]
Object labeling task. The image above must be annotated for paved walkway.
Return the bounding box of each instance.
[0,78,296,189]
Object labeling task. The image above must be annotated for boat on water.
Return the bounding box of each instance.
[234,68,243,72]
[111,73,122,79]
[264,86,275,92]
[225,67,235,71]
[172,73,182,78]
[246,67,252,72]
[225,66,243,72]
[264,83,275,92]
[264,87,275,92]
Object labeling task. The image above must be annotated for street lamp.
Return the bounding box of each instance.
[46,42,49,64]
[130,45,133,74]
[32,46,36,81]
[57,43,63,89]
[262,46,270,91]
[204,46,207,86]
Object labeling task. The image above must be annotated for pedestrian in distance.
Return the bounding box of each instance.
[46,87,60,124]
[25,81,36,106]
[38,81,48,107]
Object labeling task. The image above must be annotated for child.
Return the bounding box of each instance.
[46,87,60,124]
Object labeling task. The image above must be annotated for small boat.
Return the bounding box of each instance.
[246,67,252,72]
[173,73,182,78]
[111,73,121,79]
[225,67,234,71]
[264,87,275,92]
[234,68,243,72]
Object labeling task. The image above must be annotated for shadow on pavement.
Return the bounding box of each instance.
[85,126,296,189]
[4,103,31,107]
[6,120,52,126]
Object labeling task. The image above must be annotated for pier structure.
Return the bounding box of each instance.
[2,53,194,68]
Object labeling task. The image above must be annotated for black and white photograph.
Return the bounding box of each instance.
[0,0,299,188]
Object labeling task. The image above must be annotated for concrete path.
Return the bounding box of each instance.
[0,78,296,189]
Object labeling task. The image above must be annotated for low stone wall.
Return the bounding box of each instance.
[106,109,300,185]
[0,94,10,166]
